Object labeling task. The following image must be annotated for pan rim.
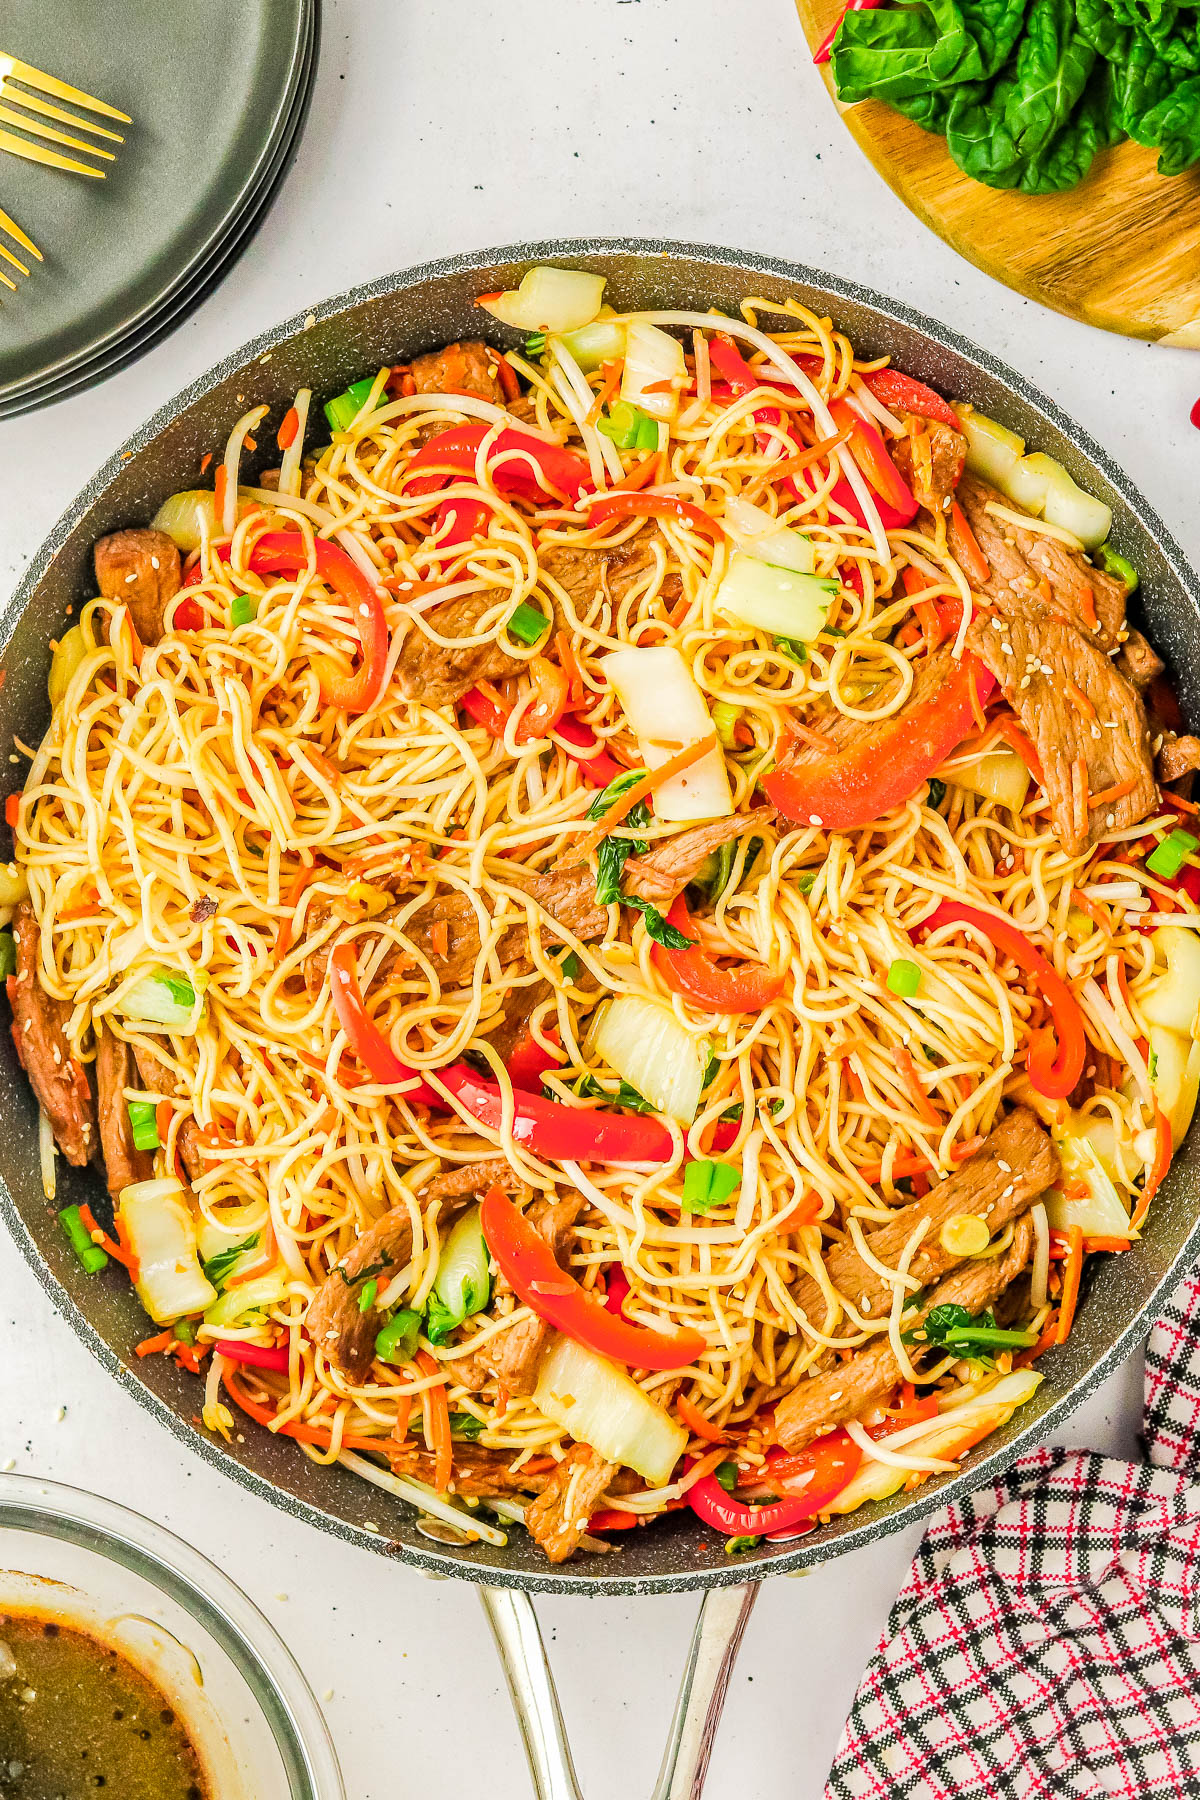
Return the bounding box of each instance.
[6,235,1200,1597]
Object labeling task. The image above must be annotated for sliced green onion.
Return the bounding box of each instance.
[725,1535,761,1554]
[59,1204,108,1274]
[507,601,551,646]
[230,595,259,629]
[127,1098,160,1152]
[0,931,15,979]
[323,376,382,435]
[886,958,922,999]
[173,1318,196,1345]
[375,1308,421,1366]
[1095,542,1139,595]
[1147,828,1199,880]
[359,1278,378,1313]
[524,332,546,357]
[712,702,743,749]
[942,1324,1038,1350]
[775,636,808,665]
[597,400,658,451]
[715,1461,739,1492]
[681,1160,741,1214]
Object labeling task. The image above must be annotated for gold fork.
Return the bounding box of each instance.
[0,53,129,178]
[0,204,40,294]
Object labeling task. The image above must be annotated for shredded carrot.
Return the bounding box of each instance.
[894,1046,940,1127]
[766,428,850,487]
[1054,1225,1084,1345]
[416,1351,453,1491]
[666,590,693,629]
[391,1393,414,1445]
[676,1392,727,1444]
[198,451,212,477]
[1014,1317,1060,1368]
[4,793,18,828]
[555,630,586,709]
[1078,583,1098,632]
[619,450,664,491]
[1064,679,1097,722]
[474,677,512,722]
[276,406,300,450]
[224,1370,395,1455]
[776,1190,822,1231]
[494,353,521,403]
[950,499,990,585]
[1088,776,1138,810]
[577,736,716,855]
[273,864,315,961]
[214,465,228,521]
[1070,887,1110,930]
[429,919,450,959]
[640,378,678,394]
[993,714,1043,782]
[78,1202,137,1273]
[855,1136,985,1185]
[1083,1235,1132,1254]
[785,716,838,754]
[896,620,923,649]
[135,1330,175,1358]
[585,358,623,426]
[154,1098,172,1144]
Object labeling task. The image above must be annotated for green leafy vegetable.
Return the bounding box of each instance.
[587,771,694,947]
[202,1233,260,1288]
[571,1072,658,1113]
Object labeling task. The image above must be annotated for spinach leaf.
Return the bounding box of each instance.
[572,1072,658,1114]
[1138,70,1200,170]
[587,772,693,946]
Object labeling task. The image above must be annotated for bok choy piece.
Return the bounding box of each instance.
[119,1178,216,1325]
[479,266,607,335]
[116,969,206,1032]
[534,1335,687,1484]
[589,994,709,1126]
[425,1204,491,1344]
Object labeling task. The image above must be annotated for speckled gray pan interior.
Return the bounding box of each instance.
[4,240,1199,1597]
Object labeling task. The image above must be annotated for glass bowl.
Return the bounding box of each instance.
[0,1471,343,1799]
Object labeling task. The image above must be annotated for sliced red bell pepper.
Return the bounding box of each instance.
[688,1429,861,1536]
[435,495,494,546]
[824,474,914,532]
[827,399,917,520]
[583,491,724,540]
[439,1064,673,1163]
[249,532,389,715]
[506,1023,563,1092]
[762,654,995,829]
[515,655,570,743]
[480,1188,704,1367]
[328,940,439,1103]
[861,369,960,432]
[602,1263,632,1317]
[654,894,785,1013]
[919,899,1086,1099]
[460,684,512,737]
[213,1338,290,1372]
[406,423,593,505]
[555,714,623,788]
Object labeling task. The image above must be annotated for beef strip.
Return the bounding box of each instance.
[420,1158,526,1205]
[794,1109,1055,1336]
[892,414,966,515]
[9,902,94,1166]
[775,1213,1035,1451]
[447,1193,584,1396]
[968,606,1157,854]
[393,590,525,708]
[487,978,556,1062]
[1116,628,1164,692]
[92,528,183,646]
[94,1024,153,1199]
[1158,734,1200,783]
[304,814,768,997]
[306,1206,415,1379]
[621,807,776,906]
[950,473,1127,651]
[525,1443,622,1563]
[389,1443,554,1497]
[539,527,683,619]
[410,339,507,404]
[131,1042,205,1181]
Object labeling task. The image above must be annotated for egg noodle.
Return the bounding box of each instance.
[11,288,1186,1556]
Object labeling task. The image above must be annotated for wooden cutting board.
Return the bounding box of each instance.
[794,0,1200,345]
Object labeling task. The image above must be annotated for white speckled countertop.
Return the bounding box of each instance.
[0,2,1194,1792]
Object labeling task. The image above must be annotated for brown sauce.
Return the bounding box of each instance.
[0,1610,208,1799]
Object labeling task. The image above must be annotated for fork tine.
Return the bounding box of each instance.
[0,83,123,143]
[0,55,130,125]
[0,241,29,277]
[0,205,41,259]
[0,268,17,294]
[0,126,104,178]
[0,101,115,160]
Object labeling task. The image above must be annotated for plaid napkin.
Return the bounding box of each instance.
[824,1266,1200,1799]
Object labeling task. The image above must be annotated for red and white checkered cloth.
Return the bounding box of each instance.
[825,1266,1200,1799]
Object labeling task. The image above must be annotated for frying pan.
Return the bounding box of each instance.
[4,240,1200,1797]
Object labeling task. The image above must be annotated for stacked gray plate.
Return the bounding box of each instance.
[0,0,318,417]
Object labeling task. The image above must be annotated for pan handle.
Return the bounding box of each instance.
[479,1580,760,1800]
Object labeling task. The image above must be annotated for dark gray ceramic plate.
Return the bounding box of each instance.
[0,0,310,399]
[4,241,1200,1597]
[0,2,319,419]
